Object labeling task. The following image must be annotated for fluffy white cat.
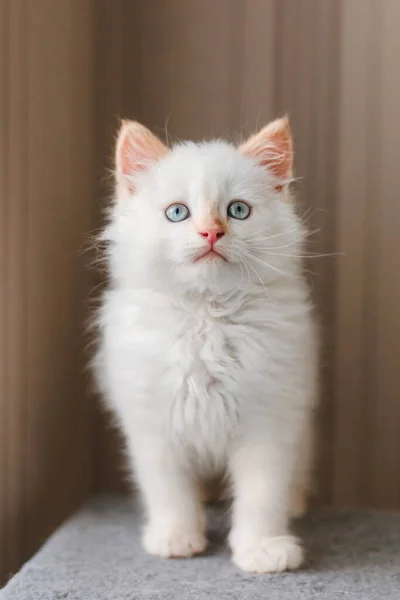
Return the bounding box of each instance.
[94,117,318,573]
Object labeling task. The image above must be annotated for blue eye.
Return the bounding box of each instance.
[227,200,251,220]
[165,203,190,222]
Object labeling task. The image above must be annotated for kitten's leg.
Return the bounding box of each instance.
[129,434,206,558]
[229,435,303,573]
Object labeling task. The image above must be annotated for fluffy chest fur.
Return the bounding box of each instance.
[98,282,314,469]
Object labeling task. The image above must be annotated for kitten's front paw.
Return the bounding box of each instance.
[143,523,207,558]
[231,534,303,573]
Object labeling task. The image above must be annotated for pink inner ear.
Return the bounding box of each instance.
[241,118,293,181]
[118,124,167,176]
[120,134,141,175]
[257,131,292,180]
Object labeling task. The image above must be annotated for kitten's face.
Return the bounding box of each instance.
[107,120,305,293]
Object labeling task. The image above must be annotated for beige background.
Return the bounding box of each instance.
[1,0,400,585]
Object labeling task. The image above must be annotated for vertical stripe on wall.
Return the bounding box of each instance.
[0,0,10,579]
[334,0,400,508]
[0,0,96,583]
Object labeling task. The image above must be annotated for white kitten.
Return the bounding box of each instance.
[94,118,318,573]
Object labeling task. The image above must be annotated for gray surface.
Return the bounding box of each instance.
[1,495,400,600]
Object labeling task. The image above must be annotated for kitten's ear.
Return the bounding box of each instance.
[240,116,293,185]
[115,120,168,191]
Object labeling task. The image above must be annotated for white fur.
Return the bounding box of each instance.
[94,137,318,573]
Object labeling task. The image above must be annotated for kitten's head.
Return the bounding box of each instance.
[105,118,305,294]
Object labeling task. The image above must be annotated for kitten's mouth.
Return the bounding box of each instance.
[194,249,227,263]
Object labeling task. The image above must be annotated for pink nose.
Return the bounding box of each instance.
[198,229,225,246]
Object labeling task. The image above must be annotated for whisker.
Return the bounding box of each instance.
[297,206,323,224]
[244,206,323,238]
[237,258,244,286]
[242,257,268,290]
[298,205,314,220]
[249,250,343,259]
[246,207,328,245]
[245,223,304,243]
[245,251,295,279]
[249,228,321,249]
[240,257,252,285]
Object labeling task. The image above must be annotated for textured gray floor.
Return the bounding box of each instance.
[1,495,400,600]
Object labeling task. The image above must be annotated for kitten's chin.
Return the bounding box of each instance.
[174,259,241,294]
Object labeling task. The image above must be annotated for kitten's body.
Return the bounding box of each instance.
[95,120,318,573]
[97,281,315,498]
